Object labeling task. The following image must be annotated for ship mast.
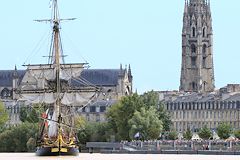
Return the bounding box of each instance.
[52,0,62,135]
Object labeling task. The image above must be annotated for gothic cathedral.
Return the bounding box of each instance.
[180,0,215,93]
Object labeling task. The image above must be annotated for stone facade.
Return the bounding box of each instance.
[160,85,240,132]
[180,0,215,93]
[0,65,133,125]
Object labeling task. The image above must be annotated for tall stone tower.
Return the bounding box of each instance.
[180,0,215,93]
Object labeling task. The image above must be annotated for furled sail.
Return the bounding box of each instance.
[19,92,97,106]
[19,93,56,104]
[61,92,97,106]
[20,63,85,90]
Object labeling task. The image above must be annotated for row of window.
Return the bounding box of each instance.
[166,101,240,111]
[191,27,207,37]
[191,44,207,54]
[173,110,239,120]
[81,105,107,113]
[175,121,239,132]
[82,113,105,122]
[7,106,21,114]
[190,44,208,68]
[188,81,208,91]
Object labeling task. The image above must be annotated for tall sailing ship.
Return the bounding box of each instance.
[16,0,99,156]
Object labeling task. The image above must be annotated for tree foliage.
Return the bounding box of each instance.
[0,123,38,152]
[107,91,171,141]
[75,116,87,130]
[0,101,8,128]
[107,93,145,140]
[234,129,240,139]
[198,125,212,140]
[19,105,43,123]
[168,131,178,140]
[77,122,113,144]
[156,103,172,132]
[183,128,193,140]
[128,107,163,140]
[217,123,232,139]
[141,91,172,131]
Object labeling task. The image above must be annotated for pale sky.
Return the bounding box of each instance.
[0,0,240,93]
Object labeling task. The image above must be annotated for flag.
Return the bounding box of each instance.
[134,132,140,138]
[41,109,49,127]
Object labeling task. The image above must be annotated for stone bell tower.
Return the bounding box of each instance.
[180,0,215,93]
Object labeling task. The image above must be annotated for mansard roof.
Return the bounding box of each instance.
[163,91,240,103]
[0,69,124,87]
[224,93,240,102]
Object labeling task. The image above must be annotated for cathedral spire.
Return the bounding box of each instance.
[128,64,133,82]
[180,0,215,93]
[13,65,18,79]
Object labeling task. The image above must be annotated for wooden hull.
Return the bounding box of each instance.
[36,146,79,156]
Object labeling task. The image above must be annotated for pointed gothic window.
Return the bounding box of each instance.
[191,44,196,54]
[202,44,207,68]
[192,27,196,37]
[203,27,206,37]
[190,82,197,91]
[191,44,197,68]
[203,57,206,68]
[203,81,207,91]
[192,82,196,91]
[202,44,207,54]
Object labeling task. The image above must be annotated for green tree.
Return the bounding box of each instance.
[26,137,36,152]
[107,91,172,141]
[234,129,240,139]
[0,101,8,128]
[141,91,172,132]
[128,107,163,140]
[168,131,178,140]
[0,122,38,152]
[183,128,193,140]
[75,116,87,130]
[198,125,212,140]
[20,105,42,123]
[141,90,159,108]
[107,93,145,140]
[217,123,232,139]
[156,103,172,132]
[77,122,112,144]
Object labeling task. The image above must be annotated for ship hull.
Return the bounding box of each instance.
[36,146,79,156]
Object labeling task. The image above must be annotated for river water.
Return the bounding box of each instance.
[0,153,239,160]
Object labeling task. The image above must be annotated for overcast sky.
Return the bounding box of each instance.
[0,0,240,93]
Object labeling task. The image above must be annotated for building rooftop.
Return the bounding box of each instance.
[0,69,125,87]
